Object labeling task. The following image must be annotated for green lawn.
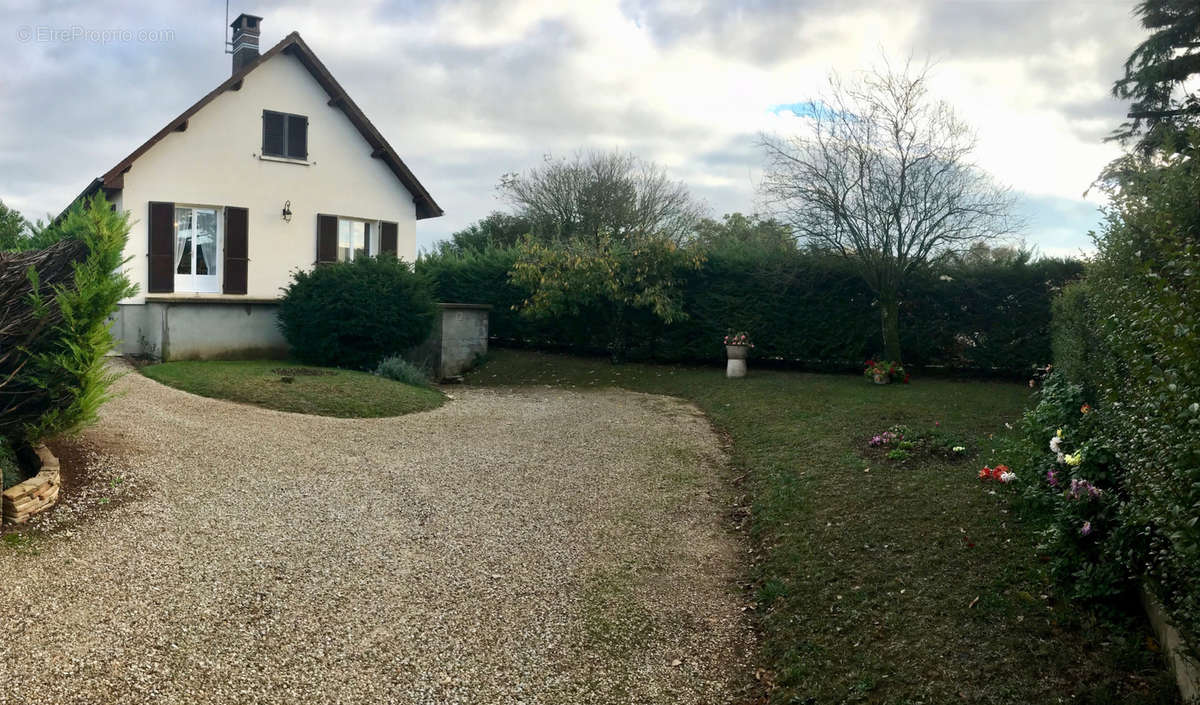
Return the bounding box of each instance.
[140,360,444,418]
[468,349,1179,705]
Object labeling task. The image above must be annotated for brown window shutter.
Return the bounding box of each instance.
[287,114,307,160]
[262,111,285,156]
[224,207,249,294]
[147,201,175,293]
[316,214,338,263]
[380,221,398,256]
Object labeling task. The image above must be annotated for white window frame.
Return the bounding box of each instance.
[336,217,379,262]
[174,204,223,293]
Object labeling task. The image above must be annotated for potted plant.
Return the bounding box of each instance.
[724,331,754,378]
[863,358,908,384]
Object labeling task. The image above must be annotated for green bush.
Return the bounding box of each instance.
[418,239,1081,373]
[1005,373,1132,605]
[0,437,23,489]
[1051,280,1106,397]
[374,355,431,387]
[1007,138,1200,656]
[0,194,137,443]
[278,255,436,370]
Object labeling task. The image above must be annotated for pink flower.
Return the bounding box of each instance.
[1080,521,1093,537]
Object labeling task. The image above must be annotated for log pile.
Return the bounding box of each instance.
[2,445,60,524]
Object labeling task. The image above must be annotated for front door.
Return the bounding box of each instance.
[175,206,220,293]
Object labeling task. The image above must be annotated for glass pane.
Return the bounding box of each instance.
[352,221,366,260]
[338,220,351,262]
[194,209,217,276]
[175,207,191,275]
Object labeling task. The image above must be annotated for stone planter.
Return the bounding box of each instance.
[2,444,60,524]
[726,344,748,379]
[872,373,890,385]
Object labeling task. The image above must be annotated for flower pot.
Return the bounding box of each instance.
[872,373,890,385]
[725,344,748,378]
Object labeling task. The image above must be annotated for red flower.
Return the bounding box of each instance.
[979,467,991,480]
[903,374,911,384]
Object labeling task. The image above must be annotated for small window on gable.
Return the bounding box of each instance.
[262,110,307,160]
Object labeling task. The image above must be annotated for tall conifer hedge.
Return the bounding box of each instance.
[418,242,1080,374]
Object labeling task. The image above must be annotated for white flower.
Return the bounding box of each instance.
[952,446,966,452]
[999,471,1016,483]
[1049,436,1062,454]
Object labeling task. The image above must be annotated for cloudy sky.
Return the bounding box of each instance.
[0,0,1147,256]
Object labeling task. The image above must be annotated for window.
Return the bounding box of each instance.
[262,110,307,160]
[175,205,221,293]
[337,218,372,262]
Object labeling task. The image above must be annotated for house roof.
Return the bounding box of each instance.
[82,32,442,220]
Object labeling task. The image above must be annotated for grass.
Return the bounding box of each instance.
[140,360,444,418]
[467,349,1180,705]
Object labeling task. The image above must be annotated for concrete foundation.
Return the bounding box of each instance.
[112,298,289,361]
[113,299,490,371]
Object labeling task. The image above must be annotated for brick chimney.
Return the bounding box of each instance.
[230,13,263,74]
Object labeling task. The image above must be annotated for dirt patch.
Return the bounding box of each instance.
[0,433,146,536]
[270,367,337,377]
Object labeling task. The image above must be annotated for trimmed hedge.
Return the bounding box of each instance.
[1030,147,1200,657]
[417,243,1081,374]
[278,255,436,370]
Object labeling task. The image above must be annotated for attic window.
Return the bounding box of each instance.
[262,110,307,160]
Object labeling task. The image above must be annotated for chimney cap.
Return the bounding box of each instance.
[231,13,263,30]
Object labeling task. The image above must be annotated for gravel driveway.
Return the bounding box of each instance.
[0,366,753,704]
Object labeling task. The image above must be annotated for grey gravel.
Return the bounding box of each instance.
[0,364,754,704]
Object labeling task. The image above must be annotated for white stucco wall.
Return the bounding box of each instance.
[117,51,421,303]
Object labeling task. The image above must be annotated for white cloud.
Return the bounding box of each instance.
[0,0,1149,252]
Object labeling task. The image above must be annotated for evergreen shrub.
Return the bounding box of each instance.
[278,255,436,370]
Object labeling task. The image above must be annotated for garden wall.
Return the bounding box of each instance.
[418,246,1081,375]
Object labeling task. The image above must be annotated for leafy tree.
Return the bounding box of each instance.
[432,211,532,255]
[0,200,30,251]
[693,213,795,252]
[1111,0,1200,153]
[499,150,706,245]
[509,230,703,363]
[947,241,1031,267]
[758,61,1017,362]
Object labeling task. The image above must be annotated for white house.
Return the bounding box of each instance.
[77,14,442,360]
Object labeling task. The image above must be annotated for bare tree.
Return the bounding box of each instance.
[499,150,706,245]
[759,61,1018,363]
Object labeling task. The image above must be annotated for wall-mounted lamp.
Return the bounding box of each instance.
[281,200,293,223]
